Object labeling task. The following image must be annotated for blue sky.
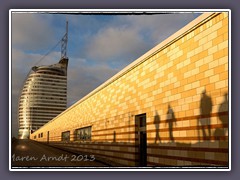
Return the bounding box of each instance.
[11,10,201,137]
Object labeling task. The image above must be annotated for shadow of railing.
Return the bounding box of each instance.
[34,138,229,167]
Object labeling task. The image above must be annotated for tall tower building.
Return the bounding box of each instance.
[18,22,69,139]
[18,58,68,139]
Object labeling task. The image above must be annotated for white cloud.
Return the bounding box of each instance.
[83,13,198,64]
[85,26,148,61]
[11,13,55,51]
[68,62,119,106]
[120,13,198,43]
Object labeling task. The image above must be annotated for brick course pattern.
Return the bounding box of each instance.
[30,12,229,167]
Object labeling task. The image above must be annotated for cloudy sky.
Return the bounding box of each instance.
[11,10,201,137]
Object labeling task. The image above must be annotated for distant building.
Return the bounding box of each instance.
[18,58,68,139]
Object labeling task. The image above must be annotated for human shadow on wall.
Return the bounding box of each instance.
[214,93,229,140]
[113,131,116,143]
[154,111,161,143]
[166,104,177,142]
[198,89,213,141]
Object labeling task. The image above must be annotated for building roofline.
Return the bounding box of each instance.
[38,12,222,130]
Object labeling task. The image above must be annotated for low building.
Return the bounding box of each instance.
[30,12,229,167]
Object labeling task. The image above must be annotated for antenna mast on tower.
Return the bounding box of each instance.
[61,20,68,59]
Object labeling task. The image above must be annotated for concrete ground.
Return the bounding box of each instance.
[11,139,108,168]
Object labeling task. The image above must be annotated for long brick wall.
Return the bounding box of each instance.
[30,12,229,167]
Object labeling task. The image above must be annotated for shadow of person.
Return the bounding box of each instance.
[198,89,213,141]
[213,128,225,140]
[218,93,228,125]
[166,105,177,142]
[113,131,116,143]
[154,111,161,143]
[214,93,229,140]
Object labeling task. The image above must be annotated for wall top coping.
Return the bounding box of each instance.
[32,11,227,134]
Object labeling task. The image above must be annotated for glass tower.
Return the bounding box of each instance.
[18,58,68,139]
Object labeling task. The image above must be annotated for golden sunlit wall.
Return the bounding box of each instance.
[30,12,229,167]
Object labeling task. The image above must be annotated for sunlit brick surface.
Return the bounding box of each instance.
[30,12,229,167]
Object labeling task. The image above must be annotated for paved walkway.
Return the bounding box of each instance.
[11,139,107,168]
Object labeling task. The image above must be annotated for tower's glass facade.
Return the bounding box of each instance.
[18,58,68,139]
